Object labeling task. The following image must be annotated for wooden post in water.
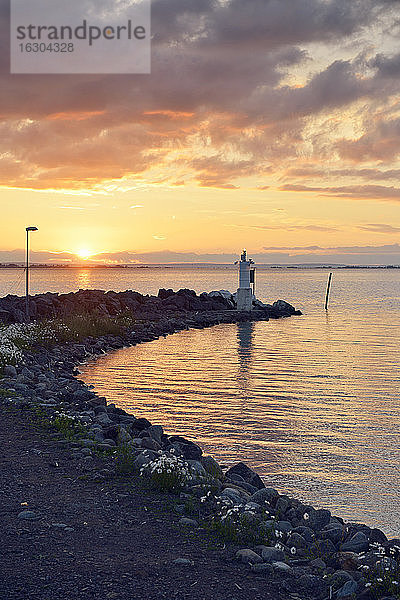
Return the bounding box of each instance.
[324,272,333,310]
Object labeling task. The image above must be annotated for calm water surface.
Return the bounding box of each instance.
[2,267,399,535]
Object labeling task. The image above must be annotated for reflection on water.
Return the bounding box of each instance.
[82,288,400,536]
[236,321,254,396]
[76,269,92,290]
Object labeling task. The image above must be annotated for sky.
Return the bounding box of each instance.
[1,0,400,265]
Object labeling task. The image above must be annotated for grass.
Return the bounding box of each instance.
[0,311,136,374]
[115,442,137,474]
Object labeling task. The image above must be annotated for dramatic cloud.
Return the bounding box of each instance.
[0,0,399,191]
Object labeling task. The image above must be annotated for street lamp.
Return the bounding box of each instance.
[25,226,38,320]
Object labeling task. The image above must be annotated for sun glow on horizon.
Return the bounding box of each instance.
[76,248,94,260]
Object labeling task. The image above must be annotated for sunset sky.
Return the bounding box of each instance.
[1,0,400,265]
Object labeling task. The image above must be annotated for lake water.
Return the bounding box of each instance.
[2,267,399,536]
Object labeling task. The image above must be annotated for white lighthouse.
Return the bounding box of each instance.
[236,249,255,311]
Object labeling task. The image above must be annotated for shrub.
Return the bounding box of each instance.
[115,443,137,475]
[210,502,265,545]
[52,412,85,440]
[140,450,193,492]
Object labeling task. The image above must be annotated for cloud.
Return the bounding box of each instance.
[284,167,400,182]
[1,245,399,266]
[280,184,400,201]
[358,223,400,233]
[0,0,399,191]
[252,224,338,232]
[262,244,400,254]
[336,117,400,162]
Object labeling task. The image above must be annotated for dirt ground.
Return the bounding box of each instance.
[0,404,297,600]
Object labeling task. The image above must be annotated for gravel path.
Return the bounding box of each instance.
[0,405,288,600]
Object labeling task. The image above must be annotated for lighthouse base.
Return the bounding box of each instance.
[236,288,253,311]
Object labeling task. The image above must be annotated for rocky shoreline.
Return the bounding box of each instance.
[0,289,399,600]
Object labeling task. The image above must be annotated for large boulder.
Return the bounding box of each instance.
[225,462,265,490]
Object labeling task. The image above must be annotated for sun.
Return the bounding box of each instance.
[76,248,93,260]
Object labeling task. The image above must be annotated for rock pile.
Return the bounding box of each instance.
[0,288,301,324]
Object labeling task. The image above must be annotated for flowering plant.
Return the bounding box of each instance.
[139,450,193,492]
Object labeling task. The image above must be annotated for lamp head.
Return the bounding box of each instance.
[26,226,38,232]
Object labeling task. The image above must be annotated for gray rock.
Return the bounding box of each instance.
[251,563,274,575]
[179,518,198,527]
[103,439,116,447]
[18,510,38,520]
[276,495,290,515]
[306,508,331,531]
[272,561,293,574]
[259,546,285,563]
[94,413,113,426]
[337,580,358,598]
[250,487,278,506]
[133,450,158,470]
[117,426,132,444]
[201,455,223,479]
[147,424,163,443]
[287,532,306,549]
[219,487,245,505]
[321,526,345,544]
[292,525,315,543]
[341,532,369,553]
[330,570,353,590]
[4,365,17,377]
[173,558,193,566]
[225,462,265,490]
[140,437,160,451]
[310,558,326,570]
[51,523,68,528]
[275,520,293,533]
[188,460,207,480]
[236,549,263,564]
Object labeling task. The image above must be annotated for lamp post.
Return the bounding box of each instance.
[25,226,38,320]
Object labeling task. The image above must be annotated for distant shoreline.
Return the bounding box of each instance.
[0,263,399,270]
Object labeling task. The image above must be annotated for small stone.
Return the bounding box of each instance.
[179,517,198,527]
[236,549,263,565]
[310,558,327,570]
[51,523,67,528]
[173,558,193,566]
[259,546,285,563]
[272,561,293,574]
[251,563,274,575]
[4,365,17,377]
[18,510,38,520]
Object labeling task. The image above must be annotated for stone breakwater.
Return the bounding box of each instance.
[0,291,399,600]
[0,286,302,324]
